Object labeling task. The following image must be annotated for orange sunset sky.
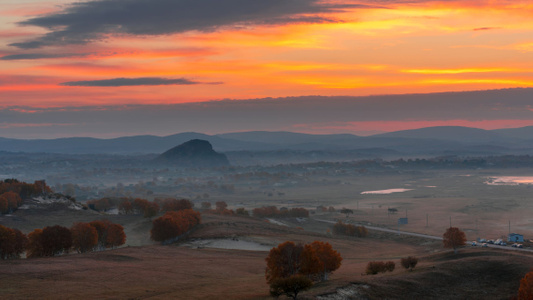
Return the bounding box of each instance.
[1,0,533,138]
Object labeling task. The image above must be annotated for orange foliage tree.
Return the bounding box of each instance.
[0,179,52,199]
[443,227,467,254]
[157,198,193,212]
[401,256,419,271]
[106,223,126,248]
[27,229,44,258]
[0,191,23,214]
[118,200,133,214]
[0,225,28,259]
[27,225,72,257]
[150,209,201,244]
[332,221,367,237]
[266,241,305,283]
[71,222,98,253]
[265,241,342,297]
[306,241,342,281]
[518,271,533,300]
[90,220,112,250]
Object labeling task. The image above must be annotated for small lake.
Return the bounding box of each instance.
[361,188,413,195]
[183,239,273,251]
[485,176,533,185]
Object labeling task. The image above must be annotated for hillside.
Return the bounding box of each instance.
[0,211,530,299]
[154,139,230,167]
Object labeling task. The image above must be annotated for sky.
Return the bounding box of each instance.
[1,0,533,138]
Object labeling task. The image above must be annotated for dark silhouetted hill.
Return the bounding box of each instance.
[154,139,229,167]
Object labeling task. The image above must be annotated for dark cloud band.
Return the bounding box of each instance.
[59,77,222,87]
[0,53,87,60]
[10,0,371,49]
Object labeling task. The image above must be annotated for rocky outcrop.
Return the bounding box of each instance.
[154,139,229,167]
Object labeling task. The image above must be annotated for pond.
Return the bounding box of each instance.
[183,238,273,251]
[361,188,413,195]
[485,176,533,185]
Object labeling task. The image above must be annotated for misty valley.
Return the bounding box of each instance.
[2,129,533,299]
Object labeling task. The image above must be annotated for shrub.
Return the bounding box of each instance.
[332,221,367,237]
[0,225,27,259]
[401,256,419,271]
[236,207,249,216]
[366,261,395,275]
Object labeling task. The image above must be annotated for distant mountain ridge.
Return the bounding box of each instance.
[0,126,533,157]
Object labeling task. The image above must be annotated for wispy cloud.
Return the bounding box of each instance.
[0,53,87,60]
[473,27,500,31]
[10,0,370,49]
[59,77,223,87]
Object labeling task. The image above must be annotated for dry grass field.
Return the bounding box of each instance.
[2,168,533,299]
[0,211,531,299]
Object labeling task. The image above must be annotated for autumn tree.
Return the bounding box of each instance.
[265,240,343,297]
[340,208,353,218]
[42,225,72,256]
[266,241,305,284]
[269,275,313,300]
[106,223,126,248]
[306,241,342,281]
[366,261,395,275]
[332,221,367,237]
[118,199,133,214]
[0,196,8,214]
[158,198,193,212]
[150,209,201,243]
[215,201,228,211]
[518,271,533,300]
[11,228,28,259]
[87,220,126,250]
[133,198,150,214]
[401,256,418,271]
[27,225,72,258]
[90,220,112,250]
[0,225,28,259]
[27,229,44,258]
[71,222,98,253]
[143,202,159,219]
[443,227,466,254]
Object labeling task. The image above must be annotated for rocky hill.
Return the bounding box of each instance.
[154,139,229,167]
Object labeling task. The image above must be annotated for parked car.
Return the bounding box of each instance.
[482,243,488,247]
[471,241,477,246]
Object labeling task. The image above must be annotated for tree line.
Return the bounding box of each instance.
[0,179,53,215]
[0,220,126,259]
[252,206,309,218]
[87,197,195,218]
[332,221,368,237]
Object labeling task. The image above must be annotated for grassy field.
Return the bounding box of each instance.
[2,168,533,299]
[0,211,530,299]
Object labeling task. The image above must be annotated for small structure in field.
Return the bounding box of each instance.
[508,233,524,243]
